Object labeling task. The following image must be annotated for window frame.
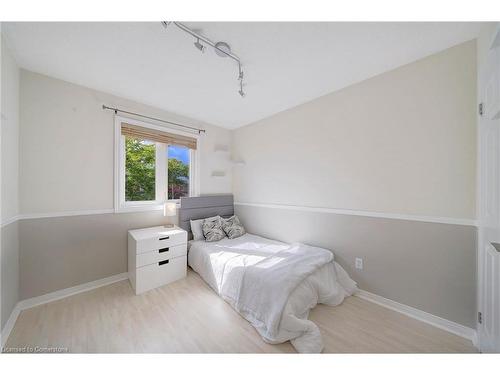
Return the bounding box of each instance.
[114,115,200,213]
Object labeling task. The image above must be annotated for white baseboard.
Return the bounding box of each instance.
[356,289,477,345]
[1,304,21,349]
[17,272,129,310]
[1,272,129,349]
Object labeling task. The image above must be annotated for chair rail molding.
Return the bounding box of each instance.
[234,201,477,227]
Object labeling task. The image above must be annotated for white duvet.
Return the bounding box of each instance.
[188,233,357,353]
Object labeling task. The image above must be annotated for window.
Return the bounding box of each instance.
[115,117,199,212]
[167,144,190,200]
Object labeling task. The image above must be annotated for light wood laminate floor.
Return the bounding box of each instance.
[5,269,477,353]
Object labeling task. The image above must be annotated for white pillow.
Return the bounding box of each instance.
[190,216,219,241]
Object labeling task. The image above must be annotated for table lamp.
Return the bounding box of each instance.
[163,201,177,228]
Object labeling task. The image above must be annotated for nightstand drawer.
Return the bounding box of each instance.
[136,244,187,268]
[136,230,187,254]
[135,255,187,294]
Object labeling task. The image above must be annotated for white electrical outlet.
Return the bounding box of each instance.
[355,257,363,270]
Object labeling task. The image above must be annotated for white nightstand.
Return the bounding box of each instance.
[128,225,188,294]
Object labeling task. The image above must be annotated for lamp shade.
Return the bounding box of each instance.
[163,201,177,217]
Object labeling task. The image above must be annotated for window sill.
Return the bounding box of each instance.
[115,201,182,214]
[115,204,164,214]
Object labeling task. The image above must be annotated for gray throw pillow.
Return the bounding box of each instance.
[221,215,246,239]
[202,216,226,242]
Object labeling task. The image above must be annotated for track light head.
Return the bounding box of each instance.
[194,39,205,53]
[238,75,245,98]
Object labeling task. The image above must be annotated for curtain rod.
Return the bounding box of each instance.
[102,105,206,134]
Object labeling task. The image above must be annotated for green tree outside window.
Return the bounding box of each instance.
[168,145,190,199]
[125,137,156,201]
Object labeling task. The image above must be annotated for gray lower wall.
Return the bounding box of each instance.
[15,205,477,329]
[1,221,19,331]
[18,211,171,300]
[235,204,477,328]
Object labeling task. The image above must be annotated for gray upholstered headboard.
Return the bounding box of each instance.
[179,195,234,238]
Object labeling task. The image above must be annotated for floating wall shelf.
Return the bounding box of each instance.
[211,171,226,177]
[214,145,230,153]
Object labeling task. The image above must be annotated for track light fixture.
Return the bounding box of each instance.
[162,21,246,98]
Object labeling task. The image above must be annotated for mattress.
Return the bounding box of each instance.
[188,233,357,353]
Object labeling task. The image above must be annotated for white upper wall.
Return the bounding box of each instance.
[233,40,477,219]
[19,70,232,214]
[1,34,20,222]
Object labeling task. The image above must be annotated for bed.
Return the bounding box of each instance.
[180,195,357,353]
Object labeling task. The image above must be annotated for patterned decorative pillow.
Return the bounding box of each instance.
[202,216,226,242]
[191,216,218,241]
[221,215,246,239]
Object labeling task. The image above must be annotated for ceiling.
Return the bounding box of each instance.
[2,22,483,129]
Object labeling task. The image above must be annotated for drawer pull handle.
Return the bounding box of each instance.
[159,260,169,266]
[159,247,169,253]
[159,236,170,241]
